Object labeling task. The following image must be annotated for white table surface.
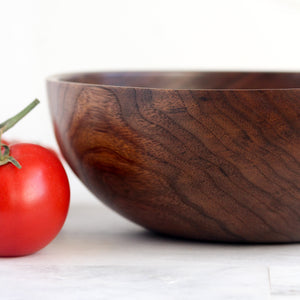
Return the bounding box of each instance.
[2,198,300,300]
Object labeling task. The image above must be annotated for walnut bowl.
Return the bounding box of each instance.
[47,72,300,243]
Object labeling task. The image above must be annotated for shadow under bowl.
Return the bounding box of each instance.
[47,71,300,243]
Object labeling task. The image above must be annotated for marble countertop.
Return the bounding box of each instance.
[2,200,300,300]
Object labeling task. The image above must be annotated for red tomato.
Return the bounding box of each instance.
[0,143,70,256]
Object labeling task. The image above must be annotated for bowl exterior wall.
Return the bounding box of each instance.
[48,80,300,242]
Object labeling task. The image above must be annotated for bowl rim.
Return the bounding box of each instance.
[46,70,300,92]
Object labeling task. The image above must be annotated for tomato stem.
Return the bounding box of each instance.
[0,99,40,133]
[0,99,40,169]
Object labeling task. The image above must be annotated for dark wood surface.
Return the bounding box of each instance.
[47,72,300,243]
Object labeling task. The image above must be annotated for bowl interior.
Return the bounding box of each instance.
[56,71,300,90]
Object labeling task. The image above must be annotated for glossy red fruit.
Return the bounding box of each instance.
[0,143,70,256]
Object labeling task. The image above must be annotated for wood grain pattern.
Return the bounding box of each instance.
[47,72,300,243]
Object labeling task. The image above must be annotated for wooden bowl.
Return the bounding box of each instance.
[47,72,300,243]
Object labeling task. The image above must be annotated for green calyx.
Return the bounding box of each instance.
[0,144,21,169]
[0,99,40,169]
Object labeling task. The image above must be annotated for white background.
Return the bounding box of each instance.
[1,0,300,204]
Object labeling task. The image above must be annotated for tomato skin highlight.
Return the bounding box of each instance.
[0,143,70,256]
